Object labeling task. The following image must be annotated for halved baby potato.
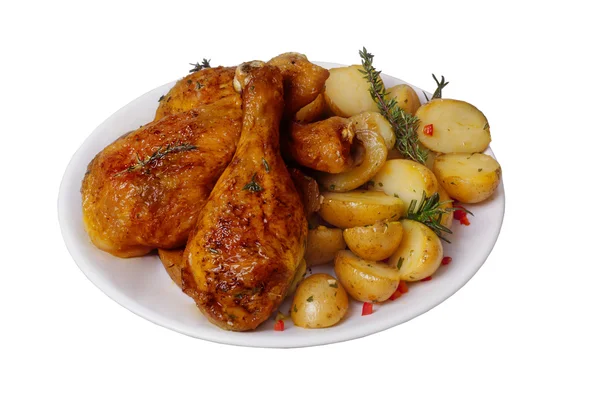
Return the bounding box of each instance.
[318,129,388,192]
[349,112,395,150]
[370,159,438,214]
[319,191,405,229]
[334,250,401,302]
[437,184,454,231]
[324,65,380,117]
[291,273,349,329]
[433,153,501,203]
[305,226,346,266]
[415,98,491,153]
[343,221,403,261]
[295,93,327,123]
[386,84,421,115]
[388,220,443,281]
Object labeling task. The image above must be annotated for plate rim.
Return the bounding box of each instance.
[58,61,505,348]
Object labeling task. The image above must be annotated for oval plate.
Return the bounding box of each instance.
[58,62,504,348]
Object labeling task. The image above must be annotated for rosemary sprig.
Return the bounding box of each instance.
[404,191,472,243]
[423,74,449,102]
[189,59,211,73]
[358,47,428,164]
[242,173,263,192]
[116,143,197,175]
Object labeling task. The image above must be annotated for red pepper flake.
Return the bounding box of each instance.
[274,319,284,331]
[423,124,434,136]
[398,281,409,294]
[454,206,471,225]
[389,290,403,301]
[442,256,452,266]
[362,302,374,316]
[421,276,432,282]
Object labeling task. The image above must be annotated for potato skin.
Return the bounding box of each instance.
[416,98,491,153]
[437,184,454,230]
[319,191,406,229]
[318,129,388,192]
[295,93,327,123]
[349,112,395,150]
[343,221,403,261]
[291,273,349,328]
[386,84,421,115]
[305,226,346,266]
[388,220,443,281]
[433,153,501,203]
[324,65,380,117]
[370,159,439,215]
[334,250,401,302]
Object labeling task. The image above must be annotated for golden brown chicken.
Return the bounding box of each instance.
[81,103,243,257]
[181,63,307,331]
[285,117,355,173]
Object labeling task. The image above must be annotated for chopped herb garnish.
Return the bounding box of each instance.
[196,82,204,90]
[293,304,298,313]
[115,143,197,175]
[328,281,338,288]
[187,79,192,84]
[478,168,483,172]
[306,295,314,302]
[262,158,270,173]
[397,257,404,270]
[394,193,400,198]
[329,184,336,191]
[378,182,383,187]
[242,173,263,192]
[208,248,218,254]
[158,95,165,102]
[189,59,211,72]
[483,122,490,130]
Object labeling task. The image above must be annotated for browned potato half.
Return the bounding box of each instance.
[324,65,380,117]
[386,84,421,115]
[319,191,405,229]
[318,129,387,192]
[388,220,443,281]
[433,153,502,203]
[306,226,346,266]
[291,273,349,328]
[334,250,401,302]
[343,221,403,261]
[370,159,438,214]
[349,112,395,150]
[295,93,327,123]
[158,248,185,288]
[416,98,491,153]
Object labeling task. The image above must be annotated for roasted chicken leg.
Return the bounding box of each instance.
[182,63,307,331]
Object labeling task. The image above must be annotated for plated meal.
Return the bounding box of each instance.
[75,48,502,335]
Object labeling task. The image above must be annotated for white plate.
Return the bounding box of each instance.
[58,62,504,348]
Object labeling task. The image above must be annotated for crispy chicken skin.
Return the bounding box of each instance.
[285,117,355,173]
[182,64,307,331]
[155,67,239,120]
[81,103,242,257]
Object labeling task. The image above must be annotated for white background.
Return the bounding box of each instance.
[1,1,598,399]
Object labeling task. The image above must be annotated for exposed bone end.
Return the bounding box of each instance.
[233,60,266,93]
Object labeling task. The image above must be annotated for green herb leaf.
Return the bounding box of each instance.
[306,295,314,302]
[431,74,449,99]
[158,95,165,102]
[397,257,404,270]
[242,173,263,192]
[262,158,270,173]
[196,82,204,90]
[189,59,211,73]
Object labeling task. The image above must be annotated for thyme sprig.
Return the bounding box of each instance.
[116,143,197,175]
[242,173,263,192]
[405,191,472,243]
[358,47,428,164]
[189,59,211,73]
[424,74,449,101]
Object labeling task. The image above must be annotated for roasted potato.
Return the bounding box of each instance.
[415,98,491,153]
[343,221,403,261]
[158,248,185,288]
[306,226,346,266]
[349,112,395,150]
[295,93,327,123]
[318,129,387,192]
[291,273,349,328]
[386,84,421,115]
[433,153,501,203]
[334,250,401,302]
[319,191,406,229]
[437,184,454,231]
[370,159,438,214]
[388,220,443,281]
[324,65,380,117]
